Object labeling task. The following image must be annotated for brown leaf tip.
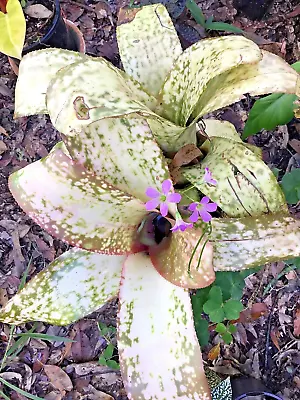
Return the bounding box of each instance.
[117,7,140,26]
[73,96,90,120]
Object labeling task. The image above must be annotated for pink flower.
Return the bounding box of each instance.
[188,197,217,223]
[204,167,217,186]
[145,180,181,217]
[171,212,193,232]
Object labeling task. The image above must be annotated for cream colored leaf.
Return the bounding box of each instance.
[157,36,261,126]
[211,213,300,271]
[184,137,287,217]
[194,50,300,119]
[0,248,123,325]
[118,253,211,399]
[117,4,182,97]
[15,49,86,117]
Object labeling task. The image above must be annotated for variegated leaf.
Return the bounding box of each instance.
[194,50,300,119]
[46,55,190,154]
[184,137,287,217]
[0,248,124,325]
[149,227,215,289]
[15,49,86,117]
[46,57,157,135]
[117,4,182,97]
[118,253,211,400]
[9,145,147,254]
[157,36,261,126]
[65,117,169,201]
[201,119,262,157]
[211,213,300,270]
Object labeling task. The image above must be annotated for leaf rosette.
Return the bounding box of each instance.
[1,4,300,399]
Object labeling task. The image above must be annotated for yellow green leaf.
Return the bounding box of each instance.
[0,0,25,59]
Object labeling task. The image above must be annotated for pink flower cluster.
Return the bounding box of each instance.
[145,168,218,232]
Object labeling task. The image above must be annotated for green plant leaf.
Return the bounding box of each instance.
[207,286,223,305]
[98,356,107,366]
[0,377,44,400]
[280,169,300,204]
[221,332,233,344]
[103,343,114,359]
[15,333,75,343]
[194,318,210,347]
[214,272,245,301]
[243,61,300,138]
[191,286,211,314]
[205,21,243,33]
[215,323,227,334]
[186,0,206,26]
[223,300,244,320]
[106,359,120,370]
[228,324,237,334]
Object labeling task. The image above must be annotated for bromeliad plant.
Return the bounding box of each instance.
[1,3,300,399]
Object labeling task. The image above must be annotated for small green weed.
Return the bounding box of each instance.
[97,322,120,370]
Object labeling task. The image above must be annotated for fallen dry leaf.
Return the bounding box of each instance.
[0,140,7,154]
[270,328,281,351]
[25,4,53,18]
[208,343,220,361]
[44,365,73,393]
[293,308,300,336]
[171,144,202,168]
[289,139,300,154]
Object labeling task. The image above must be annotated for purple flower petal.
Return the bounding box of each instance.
[199,209,212,223]
[189,210,199,223]
[167,192,181,203]
[145,198,160,211]
[171,219,193,232]
[161,179,172,195]
[201,196,210,205]
[145,187,160,198]
[205,202,218,212]
[204,167,217,186]
[188,202,198,211]
[160,202,168,217]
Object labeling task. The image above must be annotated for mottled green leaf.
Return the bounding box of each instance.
[212,213,300,271]
[118,253,211,399]
[184,137,287,217]
[64,117,169,202]
[149,226,215,288]
[157,35,261,126]
[193,50,300,119]
[0,248,123,325]
[117,4,182,97]
[9,145,146,253]
[15,49,86,117]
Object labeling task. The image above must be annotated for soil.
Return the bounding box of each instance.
[0,0,299,399]
[24,0,56,47]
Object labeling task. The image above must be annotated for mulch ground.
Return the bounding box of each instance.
[0,0,299,399]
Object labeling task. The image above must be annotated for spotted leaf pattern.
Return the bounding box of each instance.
[0,248,124,325]
[212,213,300,271]
[193,51,300,120]
[184,137,287,217]
[157,36,261,126]
[149,227,215,289]
[117,4,182,97]
[9,145,147,254]
[118,253,211,400]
